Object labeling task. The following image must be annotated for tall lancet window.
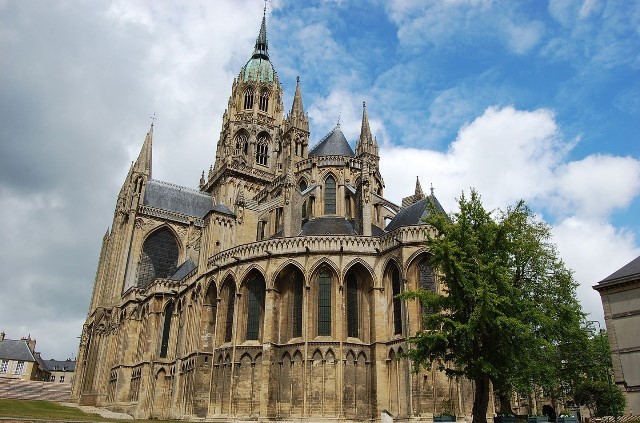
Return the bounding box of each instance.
[318,271,332,336]
[245,274,265,341]
[244,87,254,110]
[259,90,269,112]
[256,133,269,166]
[159,301,174,358]
[347,273,359,338]
[324,175,336,214]
[299,179,308,219]
[391,266,403,335]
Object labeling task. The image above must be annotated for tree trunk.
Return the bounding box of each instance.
[498,390,513,415]
[472,372,491,423]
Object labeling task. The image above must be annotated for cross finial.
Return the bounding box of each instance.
[430,183,435,196]
[149,112,157,127]
[337,114,341,127]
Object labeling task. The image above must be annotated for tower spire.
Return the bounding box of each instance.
[133,124,153,177]
[252,7,269,60]
[290,76,304,117]
[415,176,424,197]
[359,101,373,145]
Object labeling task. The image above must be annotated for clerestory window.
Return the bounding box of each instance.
[347,273,359,338]
[245,275,265,340]
[324,175,336,214]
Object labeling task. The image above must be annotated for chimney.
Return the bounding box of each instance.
[22,335,36,352]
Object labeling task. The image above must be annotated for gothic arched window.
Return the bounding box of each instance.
[391,266,403,335]
[324,175,336,214]
[136,228,179,288]
[318,271,332,336]
[255,133,269,166]
[245,274,265,341]
[159,301,174,358]
[346,273,359,338]
[244,87,254,109]
[259,90,269,112]
[235,131,249,156]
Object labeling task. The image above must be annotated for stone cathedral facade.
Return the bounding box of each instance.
[72,14,479,422]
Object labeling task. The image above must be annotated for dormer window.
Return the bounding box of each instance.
[259,90,269,112]
[244,87,254,110]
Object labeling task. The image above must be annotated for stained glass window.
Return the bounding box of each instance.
[136,228,179,287]
[160,301,174,358]
[224,284,235,342]
[391,266,402,335]
[324,175,336,214]
[292,274,303,338]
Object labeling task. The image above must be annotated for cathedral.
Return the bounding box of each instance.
[71,12,479,422]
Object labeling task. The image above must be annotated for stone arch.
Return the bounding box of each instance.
[153,368,168,418]
[239,264,266,288]
[218,277,236,345]
[405,247,430,280]
[200,279,218,352]
[309,263,338,338]
[343,260,375,343]
[342,258,377,287]
[308,258,339,284]
[270,259,305,288]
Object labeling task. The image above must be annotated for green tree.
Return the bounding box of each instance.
[402,189,585,423]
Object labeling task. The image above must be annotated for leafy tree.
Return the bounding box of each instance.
[402,189,585,423]
[575,380,625,417]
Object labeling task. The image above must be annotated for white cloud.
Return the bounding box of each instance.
[380,105,640,323]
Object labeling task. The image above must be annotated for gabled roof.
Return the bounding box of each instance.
[308,125,354,158]
[384,195,446,232]
[598,255,640,285]
[0,339,36,362]
[43,359,76,372]
[143,180,215,218]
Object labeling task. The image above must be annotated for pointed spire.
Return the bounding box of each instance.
[359,101,373,145]
[252,7,269,60]
[290,76,304,117]
[133,124,153,177]
[415,176,424,197]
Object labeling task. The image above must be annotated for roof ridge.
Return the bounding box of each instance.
[309,125,338,154]
[148,179,210,197]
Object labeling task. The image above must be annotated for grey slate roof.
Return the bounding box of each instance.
[308,125,355,157]
[43,359,76,372]
[170,259,196,281]
[144,180,233,218]
[384,195,446,232]
[301,217,356,235]
[598,255,640,284]
[0,339,36,362]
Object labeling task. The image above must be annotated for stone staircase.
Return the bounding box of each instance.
[0,377,72,402]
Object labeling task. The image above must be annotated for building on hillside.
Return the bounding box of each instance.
[594,255,640,415]
[44,359,76,384]
[71,12,483,421]
[0,332,49,382]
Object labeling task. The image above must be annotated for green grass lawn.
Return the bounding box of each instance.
[0,399,181,422]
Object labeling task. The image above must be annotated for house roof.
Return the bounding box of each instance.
[144,180,221,218]
[308,125,355,158]
[43,359,76,372]
[598,255,640,285]
[0,339,36,362]
[384,195,446,232]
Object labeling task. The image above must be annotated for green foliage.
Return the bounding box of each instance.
[401,189,586,423]
[574,380,626,417]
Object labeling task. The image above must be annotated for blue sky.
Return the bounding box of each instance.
[0,0,639,359]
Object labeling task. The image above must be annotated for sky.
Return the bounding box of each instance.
[0,0,639,360]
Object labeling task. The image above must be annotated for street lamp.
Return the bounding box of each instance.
[587,320,618,423]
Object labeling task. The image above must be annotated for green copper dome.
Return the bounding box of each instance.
[242,58,275,83]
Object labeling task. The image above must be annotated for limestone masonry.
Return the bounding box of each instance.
[72,12,479,421]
